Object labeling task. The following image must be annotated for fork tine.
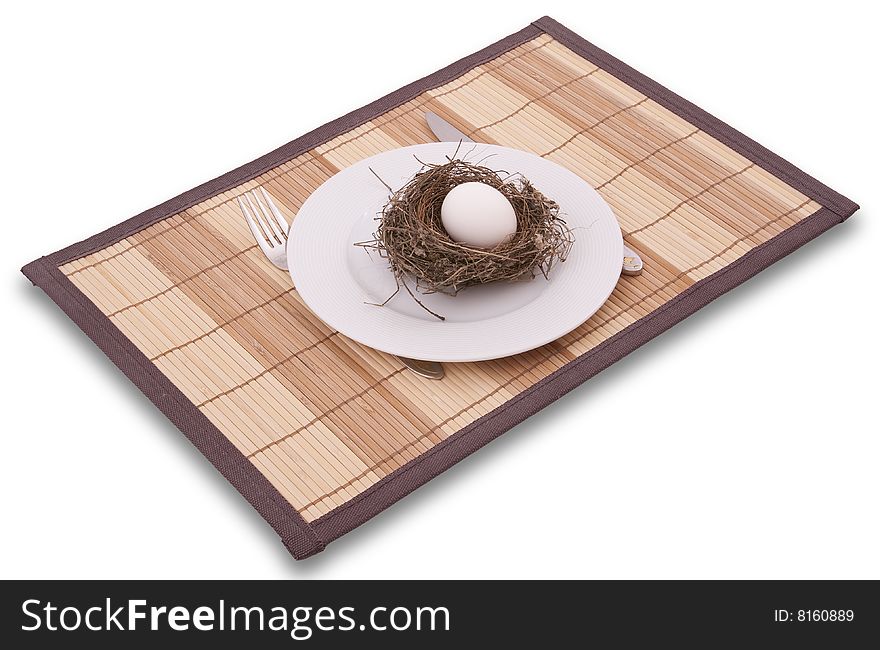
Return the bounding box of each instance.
[238,196,273,256]
[259,186,290,238]
[245,192,282,245]
[241,193,269,243]
[252,190,285,243]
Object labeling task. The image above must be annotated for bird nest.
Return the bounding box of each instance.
[357,158,574,320]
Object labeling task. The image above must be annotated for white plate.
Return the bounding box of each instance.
[288,143,622,362]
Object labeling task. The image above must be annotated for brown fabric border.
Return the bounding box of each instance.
[533,17,858,219]
[20,259,323,559]
[39,23,543,268]
[21,17,859,560]
[311,206,849,544]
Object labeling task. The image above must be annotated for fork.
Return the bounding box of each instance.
[239,187,290,270]
[238,187,445,380]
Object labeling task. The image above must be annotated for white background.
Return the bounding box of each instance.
[2,1,877,579]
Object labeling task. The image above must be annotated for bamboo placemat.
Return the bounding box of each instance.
[22,17,857,559]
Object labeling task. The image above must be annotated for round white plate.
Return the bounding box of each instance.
[288,143,622,362]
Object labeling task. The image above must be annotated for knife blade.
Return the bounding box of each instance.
[425,112,475,143]
[424,111,643,275]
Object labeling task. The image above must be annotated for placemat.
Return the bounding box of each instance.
[22,16,858,559]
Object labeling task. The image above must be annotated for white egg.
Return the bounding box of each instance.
[440,182,517,249]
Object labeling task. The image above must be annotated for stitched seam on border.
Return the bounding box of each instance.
[535,19,852,218]
[297,198,812,511]
[313,205,830,526]
[38,259,323,552]
[51,20,850,272]
[50,27,544,267]
[30,18,854,547]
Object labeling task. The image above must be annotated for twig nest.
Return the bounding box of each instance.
[358,158,575,317]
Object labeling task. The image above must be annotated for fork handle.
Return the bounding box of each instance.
[397,356,445,380]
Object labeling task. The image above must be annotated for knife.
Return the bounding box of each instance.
[425,112,643,276]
